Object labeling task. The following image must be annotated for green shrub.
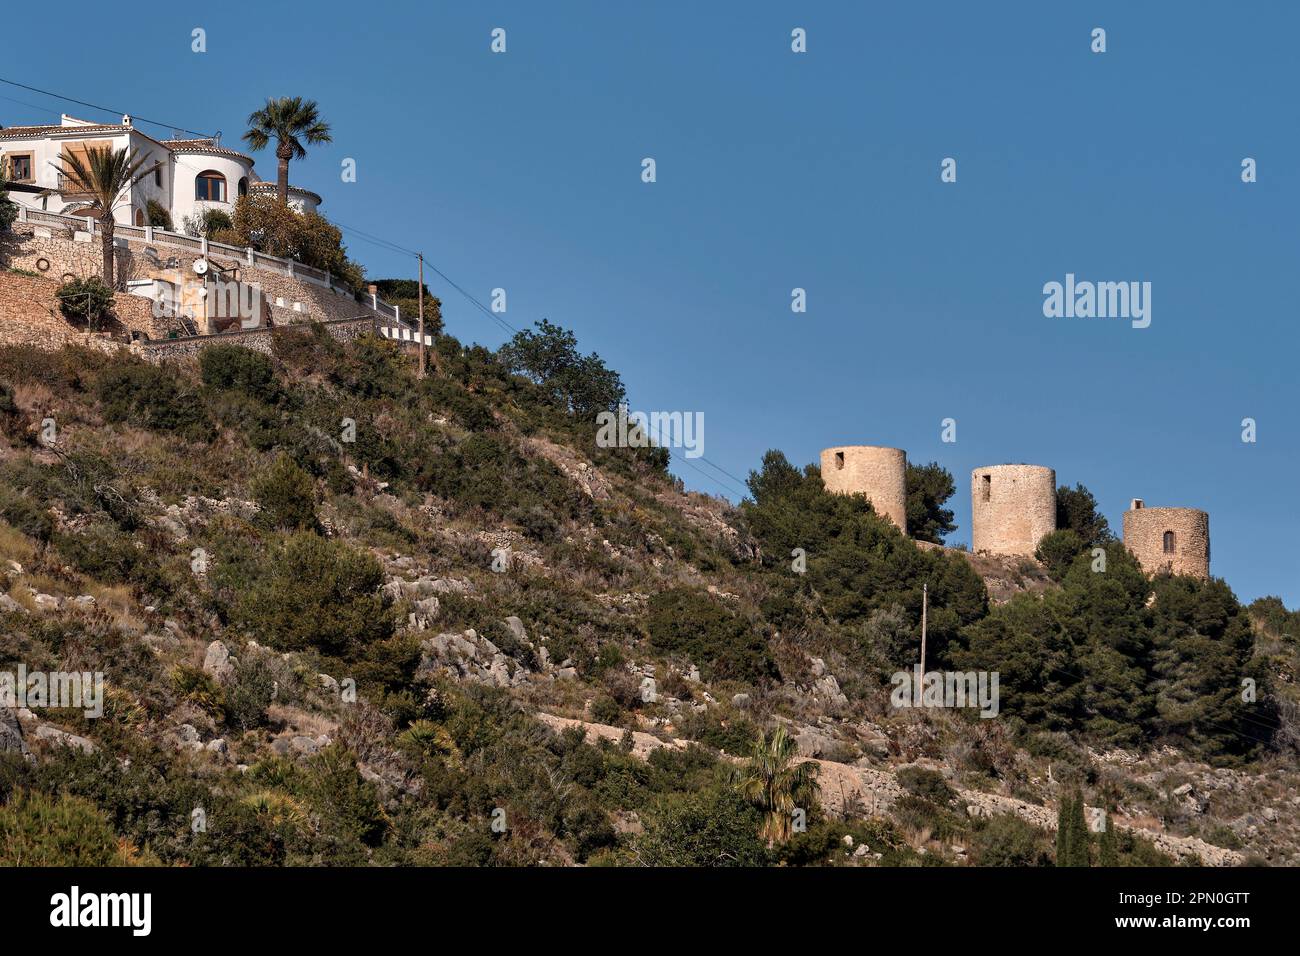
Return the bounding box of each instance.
[896,766,957,805]
[96,360,213,440]
[588,694,623,726]
[200,345,280,403]
[0,176,16,233]
[0,488,54,542]
[145,198,173,230]
[54,521,163,590]
[171,664,224,716]
[635,786,767,866]
[251,453,319,531]
[57,277,114,329]
[225,656,277,731]
[229,531,393,656]
[971,813,1053,866]
[645,587,777,685]
[301,745,386,848]
[0,790,135,865]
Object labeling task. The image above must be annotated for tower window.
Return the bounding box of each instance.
[981,474,991,502]
[1163,530,1175,554]
[195,170,227,202]
[834,452,844,470]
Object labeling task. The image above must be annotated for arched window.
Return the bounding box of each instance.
[195,170,227,202]
[134,208,145,226]
[1162,530,1175,554]
[238,176,248,197]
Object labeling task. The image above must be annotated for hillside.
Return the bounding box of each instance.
[0,325,1298,867]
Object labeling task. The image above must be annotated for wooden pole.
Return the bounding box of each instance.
[417,253,426,378]
[919,582,928,676]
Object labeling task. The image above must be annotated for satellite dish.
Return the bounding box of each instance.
[193,258,209,276]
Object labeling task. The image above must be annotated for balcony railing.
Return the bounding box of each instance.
[12,204,411,332]
[55,174,95,200]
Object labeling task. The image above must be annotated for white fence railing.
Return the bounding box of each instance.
[14,204,408,328]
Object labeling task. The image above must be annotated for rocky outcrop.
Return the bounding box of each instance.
[533,711,1245,867]
[0,708,27,755]
[418,629,529,688]
[203,640,235,683]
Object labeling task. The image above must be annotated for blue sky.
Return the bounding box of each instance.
[4,2,1297,604]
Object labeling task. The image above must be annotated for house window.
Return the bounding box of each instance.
[195,170,227,202]
[4,152,34,182]
[1163,530,1175,554]
[238,176,248,197]
[834,452,845,470]
[981,474,991,502]
[154,164,163,188]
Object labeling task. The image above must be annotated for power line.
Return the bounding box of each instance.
[0,77,213,139]
[330,218,755,500]
[330,219,517,338]
[0,92,63,118]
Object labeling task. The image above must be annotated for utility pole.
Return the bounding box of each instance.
[417,253,426,378]
[919,582,928,676]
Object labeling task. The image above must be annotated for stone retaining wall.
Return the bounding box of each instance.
[137,315,377,363]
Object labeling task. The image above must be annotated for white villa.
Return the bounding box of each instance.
[0,113,322,227]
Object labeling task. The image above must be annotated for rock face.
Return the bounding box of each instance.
[202,641,235,682]
[32,724,96,753]
[418,630,530,688]
[0,708,27,755]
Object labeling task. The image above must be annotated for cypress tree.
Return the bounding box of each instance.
[1055,796,1071,866]
[1098,810,1119,867]
[1055,790,1090,867]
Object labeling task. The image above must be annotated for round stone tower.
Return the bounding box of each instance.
[819,445,907,531]
[1122,499,1209,579]
[971,464,1056,556]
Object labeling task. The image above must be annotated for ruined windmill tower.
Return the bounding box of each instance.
[971,464,1056,557]
[1122,499,1210,579]
[819,445,908,531]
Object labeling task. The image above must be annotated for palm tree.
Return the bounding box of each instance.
[242,97,332,205]
[737,725,819,847]
[52,145,155,289]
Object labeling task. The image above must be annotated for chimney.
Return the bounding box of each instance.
[1130,498,1144,510]
[122,114,133,128]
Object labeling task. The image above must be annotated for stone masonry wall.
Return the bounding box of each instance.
[820,445,908,530]
[971,464,1056,556]
[0,269,171,349]
[1123,506,1210,579]
[137,316,377,363]
[1,223,375,331]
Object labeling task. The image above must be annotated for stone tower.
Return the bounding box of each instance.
[971,464,1056,556]
[819,445,908,531]
[1122,499,1210,579]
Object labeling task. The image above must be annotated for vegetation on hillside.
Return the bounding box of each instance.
[0,318,1295,867]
